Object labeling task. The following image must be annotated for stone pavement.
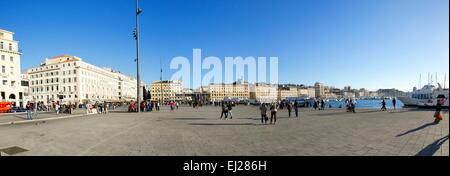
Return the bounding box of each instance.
[0,109,87,124]
[0,106,448,156]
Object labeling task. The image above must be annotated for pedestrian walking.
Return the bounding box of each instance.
[55,102,60,115]
[294,101,299,118]
[260,103,268,124]
[170,101,175,111]
[434,95,446,124]
[270,103,278,125]
[321,99,325,110]
[350,100,356,113]
[227,103,233,119]
[392,98,397,110]
[287,102,292,118]
[220,103,227,119]
[26,102,33,120]
[381,99,387,111]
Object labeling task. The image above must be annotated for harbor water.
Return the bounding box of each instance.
[316,100,405,109]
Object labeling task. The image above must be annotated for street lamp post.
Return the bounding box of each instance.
[134,0,142,112]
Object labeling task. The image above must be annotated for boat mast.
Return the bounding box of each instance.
[445,73,447,89]
[419,74,422,88]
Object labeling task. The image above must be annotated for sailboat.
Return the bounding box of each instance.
[398,74,449,108]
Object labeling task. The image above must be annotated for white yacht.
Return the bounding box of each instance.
[398,83,449,108]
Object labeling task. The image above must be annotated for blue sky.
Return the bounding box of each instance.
[1,0,448,91]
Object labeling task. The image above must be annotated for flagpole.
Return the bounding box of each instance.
[135,0,142,112]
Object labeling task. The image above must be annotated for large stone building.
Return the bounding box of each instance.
[314,82,325,98]
[150,80,183,102]
[206,80,250,102]
[27,55,140,105]
[250,83,278,103]
[298,87,316,98]
[0,29,25,107]
[278,85,298,100]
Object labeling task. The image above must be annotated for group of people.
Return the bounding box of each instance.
[25,101,77,120]
[345,99,357,113]
[220,102,234,119]
[381,98,397,111]
[259,102,300,125]
[312,99,326,111]
[128,101,183,112]
[86,102,111,114]
[128,101,161,112]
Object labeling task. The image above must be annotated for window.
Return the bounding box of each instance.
[1,66,5,73]
[10,67,13,75]
[1,55,4,61]
[9,43,12,51]
[2,80,7,85]
[0,42,3,49]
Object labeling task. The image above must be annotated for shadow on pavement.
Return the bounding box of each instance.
[396,122,437,137]
[189,123,255,126]
[416,135,449,156]
[165,118,207,121]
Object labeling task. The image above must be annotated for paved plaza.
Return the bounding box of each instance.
[0,106,448,156]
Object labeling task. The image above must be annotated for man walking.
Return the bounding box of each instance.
[260,103,268,124]
[227,103,233,119]
[294,101,299,118]
[392,98,397,110]
[220,103,227,119]
[270,103,278,125]
[287,102,292,118]
[381,99,387,111]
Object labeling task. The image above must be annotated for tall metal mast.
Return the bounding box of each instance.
[134,0,142,112]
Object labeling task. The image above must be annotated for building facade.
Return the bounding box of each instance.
[0,29,24,107]
[298,87,316,98]
[278,86,298,100]
[206,80,250,102]
[250,83,278,103]
[150,80,183,102]
[27,55,139,105]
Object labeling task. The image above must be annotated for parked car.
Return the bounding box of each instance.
[11,107,27,113]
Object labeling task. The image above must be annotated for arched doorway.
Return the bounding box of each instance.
[9,94,16,107]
